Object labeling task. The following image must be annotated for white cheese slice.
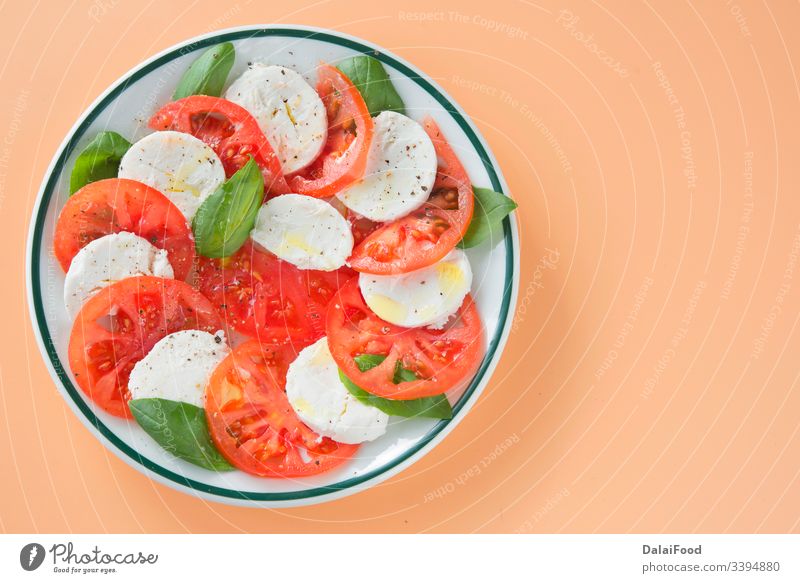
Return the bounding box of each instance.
[359,249,472,328]
[250,193,353,271]
[118,130,225,222]
[64,232,174,318]
[225,64,327,174]
[285,337,388,444]
[128,330,230,408]
[336,110,437,222]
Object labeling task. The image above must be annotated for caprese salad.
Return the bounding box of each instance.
[53,42,516,478]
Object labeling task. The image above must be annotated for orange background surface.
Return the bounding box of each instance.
[1,0,799,533]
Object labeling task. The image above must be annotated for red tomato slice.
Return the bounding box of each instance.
[197,240,355,345]
[287,64,373,198]
[205,340,359,477]
[68,276,223,418]
[348,212,381,247]
[328,196,381,246]
[53,178,195,280]
[348,117,475,275]
[149,95,290,195]
[327,279,484,399]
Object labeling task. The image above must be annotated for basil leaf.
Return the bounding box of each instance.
[192,157,263,258]
[353,353,386,372]
[337,55,405,116]
[69,131,131,194]
[391,359,404,384]
[349,354,452,418]
[355,353,418,383]
[353,354,417,378]
[393,364,418,383]
[460,186,518,249]
[129,398,234,471]
[339,370,453,419]
[173,42,235,99]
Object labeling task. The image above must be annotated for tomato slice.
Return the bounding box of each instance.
[327,279,484,399]
[287,64,373,198]
[68,276,223,418]
[205,340,358,477]
[149,95,290,195]
[197,240,355,345]
[53,178,195,280]
[348,212,381,247]
[328,196,381,246]
[348,117,475,275]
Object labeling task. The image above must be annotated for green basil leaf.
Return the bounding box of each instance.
[69,131,131,194]
[349,354,452,418]
[353,353,386,372]
[337,55,405,116]
[338,370,453,419]
[391,359,404,384]
[393,364,418,384]
[173,42,235,99]
[192,157,263,258]
[459,186,518,249]
[354,353,419,383]
[129,398,234,471]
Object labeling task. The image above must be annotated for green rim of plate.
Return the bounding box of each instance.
[29,27,515,502]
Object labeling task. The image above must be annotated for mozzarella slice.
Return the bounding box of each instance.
[337,110,437,222]
[128,330,230,408]
[250,193,353,271]
[359,249,472,328]
[118,130,225,222]
[286,337,388,444]
[64,232,174,318]
[225,64,327,174]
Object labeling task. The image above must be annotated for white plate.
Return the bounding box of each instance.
[26,25,519,507]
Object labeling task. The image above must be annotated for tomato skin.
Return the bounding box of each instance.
[68,276,223,418]
[326,279,484,399]
[287,65,373,198]
[53,178,196,280]
[149,95,290,195]
[197,240,355,345]
[348,117,475,275]
[205,340,359,477]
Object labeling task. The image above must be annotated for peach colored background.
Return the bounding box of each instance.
[1,0,799,533]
